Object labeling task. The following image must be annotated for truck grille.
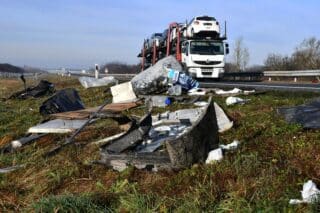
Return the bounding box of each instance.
[193,61,221,65]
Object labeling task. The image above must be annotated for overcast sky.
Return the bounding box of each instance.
[0,0,319,68]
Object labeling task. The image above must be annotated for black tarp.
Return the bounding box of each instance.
[9,80,55,99]
[278,98,320,129]
[40,88,85,116]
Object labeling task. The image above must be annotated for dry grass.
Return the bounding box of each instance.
[0,75,320,211]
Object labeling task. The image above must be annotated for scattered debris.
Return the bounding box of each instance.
[214,103,233,132]
[99,97,219,171]
[51,102,139,120]
[188,88,206,96]
[40,88,85,116]
[0,134,47,153]
[216,88,242,95]
[167,68,199,90]
[92,132,127,146]
[28,119,88,134]
[206,140,240,164]
[103,114,152,153]
[226,96,249,106]
[215,88,256,96]
[8,80,55,99]
[0,164,25,174]
[45,99,111,156]
[219,140,239,150]
[278,98,320,129]
[289,180,320,204]
[110,82,138,103]
[206,148,223,163]
[131,56,182,95]
[150,96,171,107]
[194,101,208,107]
[78,76,118,88]
[167,85,182,96]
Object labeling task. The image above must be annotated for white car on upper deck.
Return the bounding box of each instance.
[186,16,220,38]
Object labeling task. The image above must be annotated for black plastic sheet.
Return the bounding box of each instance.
[278,98,320,129]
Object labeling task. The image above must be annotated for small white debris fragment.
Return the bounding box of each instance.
[289,180,320,204]
[188,88,206,96]
[214,102,233,132]
[11,140,22,149]
[226,97,248,106]
[216,88,242,95]
[194,101,208,107]
[219,140,240,150]
[206,148,223,164]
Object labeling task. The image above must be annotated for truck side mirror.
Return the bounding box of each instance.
[225,43,229,54]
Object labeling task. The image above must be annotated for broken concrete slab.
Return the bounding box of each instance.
[28,119,88,133]
[103,114,152,153]
[78,76,118,89]
[100,97,219,170]
[214,102,234,132]
[110,82,138,103]
[131,56,182,95]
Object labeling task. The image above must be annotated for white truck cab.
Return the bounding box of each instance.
[181,40,229,78]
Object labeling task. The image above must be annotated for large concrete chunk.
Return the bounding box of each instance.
[131,56,182,95]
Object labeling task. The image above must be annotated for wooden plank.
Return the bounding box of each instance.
[51,102,140,119]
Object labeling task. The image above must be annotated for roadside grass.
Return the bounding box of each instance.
[0,75,320,212]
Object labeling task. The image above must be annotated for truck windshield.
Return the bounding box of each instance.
[190,41,224,55]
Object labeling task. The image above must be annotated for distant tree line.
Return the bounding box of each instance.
[264,37,320,70]
[100,62,140,74]
[226,36,320,72]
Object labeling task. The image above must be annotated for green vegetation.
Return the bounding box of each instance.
[0,75,320,212]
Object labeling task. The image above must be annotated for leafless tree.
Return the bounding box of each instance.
[233,37,250,71]
[264,37,320,71]
[292,37,320,70]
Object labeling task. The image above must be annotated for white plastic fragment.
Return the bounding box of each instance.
[28,119,88,133]
[289,180,320,204]
[206,148,223,164]
[216,88,242,95]
[243,90,255,95]
[214,102,233,132]
[110,82,138,103]
[11,140,22,149]
[219,140,240,150]
[78,76,118,89]
[226,97,248,106]
[188,88,206,96]
[194,101,208,107]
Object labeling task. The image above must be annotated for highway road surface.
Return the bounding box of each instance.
[199,81,320,92]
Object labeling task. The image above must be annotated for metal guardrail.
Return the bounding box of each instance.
[263,70,320,77]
